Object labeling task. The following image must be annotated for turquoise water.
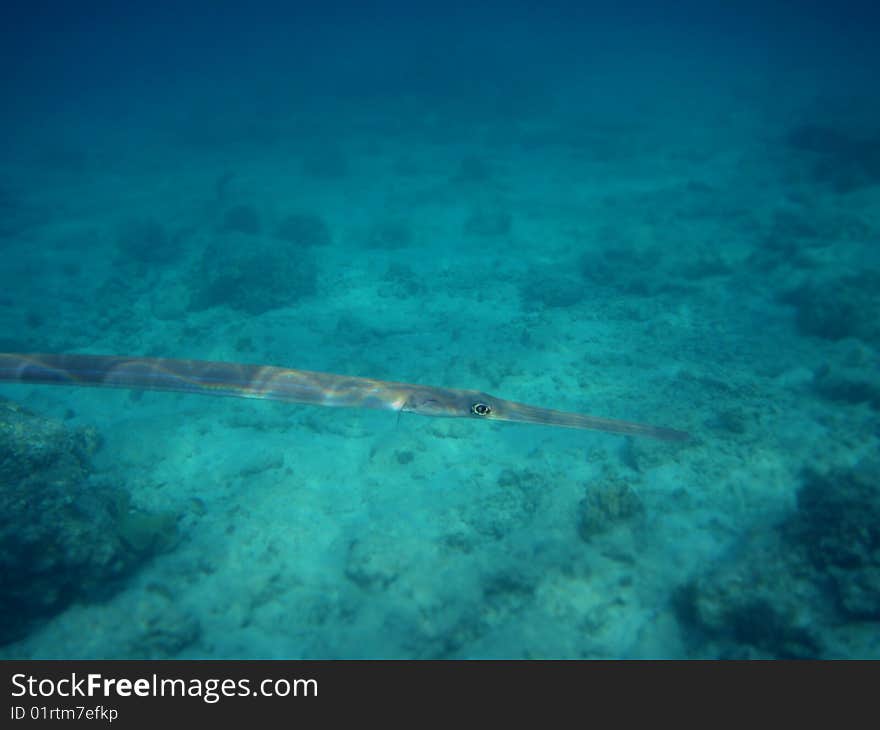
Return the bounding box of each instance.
[1,1,878,658]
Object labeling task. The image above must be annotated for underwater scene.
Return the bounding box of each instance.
[1,1,878,659]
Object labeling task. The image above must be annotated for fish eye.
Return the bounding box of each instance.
[471,402,492,417]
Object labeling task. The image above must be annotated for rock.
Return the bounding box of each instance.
[577,477,644,542]
[189,232,317,314]
[0,399,177,645]
[788,461,880,619]
[674,458,880,657]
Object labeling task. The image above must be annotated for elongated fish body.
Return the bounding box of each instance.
[0,353,689,441]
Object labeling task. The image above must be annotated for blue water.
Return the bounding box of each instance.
[1,1,878,658]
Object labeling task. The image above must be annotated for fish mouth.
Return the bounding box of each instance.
[486,398,690,441]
